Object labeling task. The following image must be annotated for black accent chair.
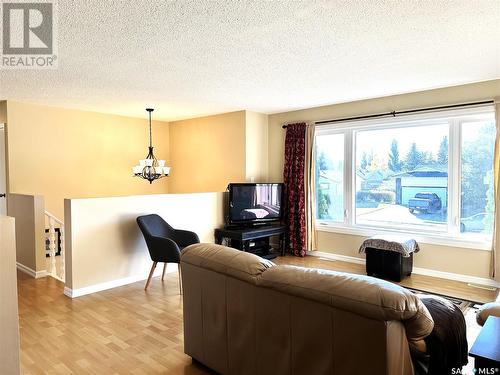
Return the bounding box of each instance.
[137,214,200,291]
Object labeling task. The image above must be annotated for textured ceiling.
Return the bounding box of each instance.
[1,0,499,121]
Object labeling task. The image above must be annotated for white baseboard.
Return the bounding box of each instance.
[310,252,366,265]
[64,263,178,298]
[410,266,500,289]
[16,262,47,278]
[309,251,500,289]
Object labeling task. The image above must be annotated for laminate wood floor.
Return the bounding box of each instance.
[18,271,214,375]
[18,255,498,374]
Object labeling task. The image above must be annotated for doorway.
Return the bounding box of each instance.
[0,124,6,215]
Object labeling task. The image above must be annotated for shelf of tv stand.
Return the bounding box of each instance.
[214,224,287,259]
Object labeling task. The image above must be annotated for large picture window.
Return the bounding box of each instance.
[315,106,496,247]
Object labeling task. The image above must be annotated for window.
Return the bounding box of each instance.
[316,133,344,222]
[355,124,449,230]
[315,106,496,247]
[460,120,496,236]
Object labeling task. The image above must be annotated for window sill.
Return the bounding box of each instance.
[315,223,492,251]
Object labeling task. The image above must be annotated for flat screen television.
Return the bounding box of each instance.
[227,183,283,226]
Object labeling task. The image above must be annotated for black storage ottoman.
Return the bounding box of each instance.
[365,248,413,282]
[360,236,419,282]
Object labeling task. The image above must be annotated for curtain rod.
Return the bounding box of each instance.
[281,100,494,128]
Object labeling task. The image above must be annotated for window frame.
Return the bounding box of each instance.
[315,105,495,250]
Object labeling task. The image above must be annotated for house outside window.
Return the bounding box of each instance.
[315,105,496,248]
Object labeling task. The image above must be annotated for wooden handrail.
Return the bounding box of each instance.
[44,210,64,225]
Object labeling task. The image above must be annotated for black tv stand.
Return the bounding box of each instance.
[214,224,286,260]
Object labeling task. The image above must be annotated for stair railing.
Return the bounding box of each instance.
[45,211,65,282]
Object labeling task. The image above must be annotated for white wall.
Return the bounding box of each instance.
[0,216,20,375]
[64,192,225,297]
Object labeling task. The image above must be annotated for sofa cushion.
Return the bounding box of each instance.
[181,243,275,284]
[259,265,434,347]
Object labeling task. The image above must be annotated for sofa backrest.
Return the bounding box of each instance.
[260,265,434,346]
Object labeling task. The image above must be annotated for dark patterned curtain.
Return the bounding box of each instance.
[283,123,307,257]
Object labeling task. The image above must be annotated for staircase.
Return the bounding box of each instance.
[45,211,65,282]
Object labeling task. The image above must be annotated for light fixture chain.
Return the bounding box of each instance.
[149,109,153,148]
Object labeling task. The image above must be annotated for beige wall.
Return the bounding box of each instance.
[0,216,20,375]
[65,192,224,295]
[5,101,170,219]
[7,194,45,273]
[269,79,500,279]
[245,111,269,182]
[168,111,246,193]
[317,231,492,278]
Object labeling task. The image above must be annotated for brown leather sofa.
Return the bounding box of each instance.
[476,294,500,326]
[181,243,434,375]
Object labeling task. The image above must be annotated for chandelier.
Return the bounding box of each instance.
[132,108,170,184]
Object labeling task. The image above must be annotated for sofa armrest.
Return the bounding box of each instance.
[476,302,500,326]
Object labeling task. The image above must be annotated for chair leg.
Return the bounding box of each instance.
[178,263,182,295]
[145,262,157,290]
[162,263,167,281]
